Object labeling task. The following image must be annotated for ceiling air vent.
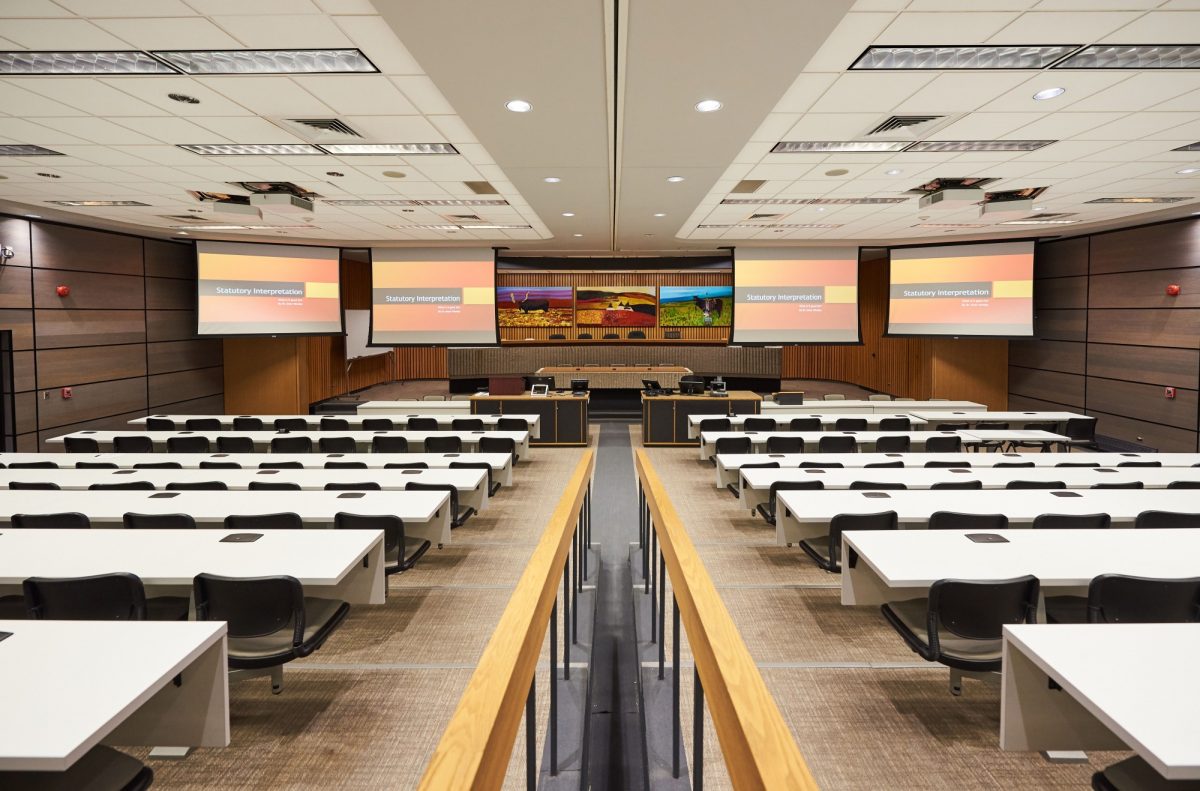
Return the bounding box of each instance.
[273,117,363,143]
[464,180,499,195]
[447,214,482,221]
[287,118,361,137]
[867,115,942,136]
[731,179,766,194]
[748,213,782,220]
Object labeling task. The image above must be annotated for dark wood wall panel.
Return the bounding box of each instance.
[37,377,147,430]
[1009,393,1085,412]
[146,310,197,342]
[36,344,146,388]
[0,309,34,350]
[1009,367,1085,407]
[1033,276,1087,309]
[1035,237,1088,279]
[31,224,143,276]
[148,366,223,407]
[144,239,194,279]
[146,276,193,309]
[1089,268,1200,309]
[1086,344,1199,387]
[1089,219,1200,275]
[1087,308,1200,348]
[14,392,36,434]
[1086,378,1197,430]
[35,309,146,348]
[16,433,37,452]
[1084,410,1197,453]
[0,266,32,308]
[32,269,144,310]
[1032,309,1086,342]
[148,339,223,374]
[1008,340,1085,375]
[152,393,225,414]
[12,350,34,392]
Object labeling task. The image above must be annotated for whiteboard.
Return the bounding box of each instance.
[345,309,386,361]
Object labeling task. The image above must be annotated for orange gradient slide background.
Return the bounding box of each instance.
[370,251,497,345]
[733,250,860,343]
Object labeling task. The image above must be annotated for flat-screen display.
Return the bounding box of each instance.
[196,241,342,336]
[886,241,1034,337]
[369,248,497,346]
[732,248,860,344]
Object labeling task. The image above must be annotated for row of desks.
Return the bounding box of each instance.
[686,409,1088,437]
[761,399,985,413]
[698,429,1065,460]
[133,412,542,434]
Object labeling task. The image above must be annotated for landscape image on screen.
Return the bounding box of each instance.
[575,286,657,327]
[497,286,573,327]
[659,285,732,327]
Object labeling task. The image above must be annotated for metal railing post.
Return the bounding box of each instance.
[550,599,558,775]
[658,550,666,679]
[694,667,704,791]
[563,560,571,680]
[525,678,536,791]
[673,598,681,779]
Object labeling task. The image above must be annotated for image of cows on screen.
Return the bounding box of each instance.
[659,285,732,327]
[497,286,573,327]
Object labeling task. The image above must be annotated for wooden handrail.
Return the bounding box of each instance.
[635,449,819,790]
[418,450,594,790]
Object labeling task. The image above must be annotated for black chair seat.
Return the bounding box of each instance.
[450,460,502,496]
[334,512,430,573]
[1092,755,1199,791]
[227,597,349,665]
[217,436,255,454]
[0,594,27,619]
[146,595,191,621]
[882,598,1009,665]
[3,745,153,791]
[798,510,896,573]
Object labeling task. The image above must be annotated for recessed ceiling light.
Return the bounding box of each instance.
[0,50,176,75]
[179,143,324,156]
[25,214,40,218]
[505,99,532,113]
[381,170,406,179]
[1033,87,1066,101]
[772,141,909,153]
[906,140,1055,152]
[885,169,903,176]
[667,176,685,183]
[852,45,1080,70]
[318,143,457,155]
[1033,206,1045,211]
[561,211,575,217]
[176,231,188,235]
[653,212,666,217]
[168,92,199,104]
[573,233,583,237]
[1054,44,1200,70]
[1177,167,1199,175]
[47,200,150,207]
[695,99,722,113]
[543,177,561,183]
[0,144,64,156]
[152,49,376,75]
[825,169,850,177]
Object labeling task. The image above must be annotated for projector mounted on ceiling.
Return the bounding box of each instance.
[918,188,982,210]
[250,193,316,214]
[979,187,1048,218]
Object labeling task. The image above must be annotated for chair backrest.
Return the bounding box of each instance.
[865,461,904,468]
[259,461,304,469]
[24,573,147,620]
[875,436,911,453]
[788,418,821,432]
[425,435,463,453]
[185,418,221,431]
[217,436,255,454]
[146,418,175,431]
[325,461,368,469]
[1021,421,1057,432]
[798,461,843,468]
[829,511,898,569]
[743,417,776,431]
[975,422,1009,431]
[929,576,1039,642]
[224,512,303,530]
[385,462,428,469]
[320,417,349,431]
[935,423,969,431]
[1064,418,1097,441]
[867,394,892,401]
[1031,513,1110,530]
[835,418,867,430]
[133,461,182,469]
[89,481,155,491]
[76,462,119,469]
[925,460,969,468]
[993,461,1034,468]
[877,417,911,431]
[233,417,264,431]
[248,481,302,491]
[1167,481,1200,489]
[113,435,155,453]
[603,333,619,339]
[1005,480,1065,489]
[765,435,804,454]
[1092,481,1144,489]
[9,481,60,490]
[713,436,751,456]
[270,436,313,454]
[925,436,963,453]
[168,436,211,453]
[274,418,308,431]
[8,461,57,469]
[12,512,91,529]
[1056,462,1099,468]
[1087,574,1200,624]
[166,481,228,491]
[1118,461,1161,468]
[849,481,907,490]
[123,512,196,529]
[64,436,100,453]
[372,435,409,453]
[452,418,484,430]
[200,461,242,469]
[548,333,566,339]
[1135,510,1200,529]
[406,481,460,512]
[818,435,857,454]
[497,417,529,432]
[927,511,1008,531]
[577,333,593,339]
[698,418,731,433]
[362,418,395,431]
[325,482,381,491]
[422,394,446,401]
[319,436,358,453]
[333,512,404,558]
[823,394,845,401]
[479,436,515,456]
[628,330,646,339]
[194,573,304,642]
[450,460,495,488]
[408,417,439,430]
[931,480,983,490]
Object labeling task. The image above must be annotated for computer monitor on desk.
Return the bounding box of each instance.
[642,379,662,393]
[525,375,555,391]
[680,380,705,395]
[570,378,589,394]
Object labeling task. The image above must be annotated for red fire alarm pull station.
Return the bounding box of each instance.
[1167,284,1181,296]
[56,284,70,297]
[1166,387,1177,399]
[61,387,73,399]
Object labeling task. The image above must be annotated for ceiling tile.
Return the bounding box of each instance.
[0,80,83,117]
[426,115,475,144]
[1008,111,1127,138]
[291,75,417,116]
[908,0,1037,8]
[0,117,89,145]
[773,73,839,114]
[877,12,1021,44]
[98,77,255,116]
[31,116,163,145]
[331,15,424,75]
[212,13,352,47]
[1074,113,1198,140]
[184,0,321,13]
[52,0,196,16]
[979,71,1132,112]
[1101,10,1200,41]
[749,113,802,143]
[390,76,454,115]
[986,11,1144,43]
[1068,73,1200,112]
[0,1,74,16]
[925,112,1043,139]
[809,72,935,113]
[781,113,882,140]
[110,116,224,144]
[344,114,445,142]
[196,76,334,116]
[0,18,130,48]
[7,78,166,117]
[312,0,377,12]
[894,72,1033,114]
[804,12,898,72]
[94,17,242,48]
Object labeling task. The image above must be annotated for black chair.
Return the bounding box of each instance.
[865,461,904,468]
[407,417,439,431]
[9,461,57,469]
[12,512,90,529]
[711,436,751,465]
[372,435,409,453]
[834,418,867,431]
[425,435,463,454]
[1091,757,1200,791]
[628,330,646,339]
[972,422,1010,453]
[193,572,350,693]
[76,462,119,469]
[406,482,475,527]
[200,461,241,469]
[259,461,304,469]
[217,436,255,454]
[1056,462,1100,467]
[0,593,26,619]
[274,418,308,431]
[320,417,349,431]
[818,435,857,454]
[789,418,822,432]
[233,417,264,431]
[927,512,1008,531]
[1005,480,1065,489]
[166,481,227,491]
[935,422,969,431]
[361,418,395,431]
[385,462,428,469]
[603,333,619,339]
[798,461,842,468]
[334,513,430,574]
[765,435,804,454]
[878,417,911,431]
[698,417,732,433]
[146,417,175,430]
[64,436,100,453]
[167,436,211,453]
[479,436,517,460]
[89,481,155,491]
[799,511,898,573]
[452,418,484,430]
[224,512,303,530]
[324,482,381,491]
[319,436,358,453]
[1117,461,1161,468]
[133,461,182,469]
[876,436,911,453]
[925,461,968,468]
[451,460,502,496]
[185,418,221,431]
[1092,481,1143,489]
[755,479,825,526]
[271,436,312,453]
[925,435,963,453]
[497,417,529,432]
[881,575,1040,695]
[4,746,155,789]
[1135,511,1200,529]
[1048,573,1200,626]
[577,333,593,340]
[1010,422,1058,453]
[729,461,779,497]
[24,571,188,622]
[849,481,907,490]
[1032,513,1111,530]
[114,435,155,453]
[9,481,60,490]
[548,333,566,339]
[743,417,776,432]
[993,461,1034,468]
[931,480,983,490]
[123,512,196,529]
[248,482,302,491]
[1168,480,1200,489]
[1060,417,1100,452]
[325,461,368,469]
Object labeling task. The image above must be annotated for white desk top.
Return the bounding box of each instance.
[0,467,487,493]
[908,410,1088,423]
[693,413,929,427]
[715,452,1200,469]
[762,400,985,411]
[701,430,1066,446]
[0,619,226,771]
[47,429,529,447]
[1,451,514,471]
[131,413,540,431]
[740,465,1200,490]
[1004,624,1200,780]
[358,400,470,413]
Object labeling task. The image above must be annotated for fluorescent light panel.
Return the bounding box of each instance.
[1173,143,1200,152]
[771,141,909,153]
[0,144,64,156]
[318,143,457,155]
[698,223,842,229]
[0,51,176,74]
[916,223,989,228]
[721,197,906,205]
[1085,197,1192,204]
[1055,45,1200,69]
[179,143,324,156]
[171,224,317,230]
[48,200,150,207]
[389,224,461,230]
[323,199,509,207]
[152,49,376,75]
[852,45,1079,70]
[905,140,1054,152]
[1001,219,1078,225]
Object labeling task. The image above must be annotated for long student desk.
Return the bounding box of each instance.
[687,412,929,438]
[0,528,386,606]
[0,489,454,547]
[698,429,1066,460]
[0,467,491,513]
[908,410,1089,427]
[761,399,985,414]
[642,391,762,446]
[131,412,542,435]
[358,399,470,416]
[778,488,1200,549]
[1,452,516,488]
[48,429,533,459]
[0,620,229,772]
[470,392,589,446]
[1002,623,1200,783]
[712,452,1200,489]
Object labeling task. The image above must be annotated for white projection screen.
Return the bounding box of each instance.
[369,248,498,346]
[732,247,860,344]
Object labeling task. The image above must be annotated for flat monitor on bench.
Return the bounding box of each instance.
[680,380,705,395]
[525,375,555,391]
[642,379,663,393]
[570,378,589,394]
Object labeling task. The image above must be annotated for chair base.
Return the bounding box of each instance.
[1093,755,1200,790]
[948,667,998,696]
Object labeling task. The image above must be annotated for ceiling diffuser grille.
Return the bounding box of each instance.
[286,118,361,137]
[866,115,942,136]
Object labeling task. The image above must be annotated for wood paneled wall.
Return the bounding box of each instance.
[0,216,222,450]
[448,345,780,378]
[1010,217,1200,451]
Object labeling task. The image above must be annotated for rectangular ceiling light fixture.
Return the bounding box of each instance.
[1000,219,1078,225]
[389,224,462,231]
[807,197,909,205]
[1084,196,1192,204]
[697,223,843,229]
[1054,45,1200,69]
[0,144,64,156]
[905,140,1055,152]
[771,140,910,153]
[178,143,325,156]
[417,199,508,206]
[151,49,376,75]
[318,143,458,155]
[172,224,317,230]
[1173,142,1200,152]
[720,197,906,205]
[0,51,177,75]
[851,45,1080,70]
[48,200,150,207]
[458,224,533,230]
[915,223,989,228]
[323,198,510,207]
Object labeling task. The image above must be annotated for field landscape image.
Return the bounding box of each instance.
[575,286,657,327]
[497,286,574,327]
[660,285,732,326]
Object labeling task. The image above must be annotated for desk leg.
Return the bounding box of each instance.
[407,511,452,550]
[841,556,893,606]
[499,461,514,488]
[334,537,386,605]
[463,482,487,513]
